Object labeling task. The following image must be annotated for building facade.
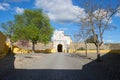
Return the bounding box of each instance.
[52,30,72,52]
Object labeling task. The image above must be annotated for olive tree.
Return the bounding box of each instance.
[14,9,54,53]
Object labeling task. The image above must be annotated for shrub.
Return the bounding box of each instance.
[77,47,85,50]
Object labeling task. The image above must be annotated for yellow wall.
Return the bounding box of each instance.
[70,50,120,54]
[12,46,56,54]
[12,45,32,54]
[11,46,120,54]
[0,32,9,59]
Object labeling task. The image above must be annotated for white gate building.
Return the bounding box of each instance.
[52,30,72,52]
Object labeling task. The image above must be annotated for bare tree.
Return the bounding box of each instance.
[81,29,91,57]
[77,25,91,56]
[73,27,91,56]
[73,33,81,53]
[79,0,120,61]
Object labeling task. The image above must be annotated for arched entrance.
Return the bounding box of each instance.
[57,44,63,52]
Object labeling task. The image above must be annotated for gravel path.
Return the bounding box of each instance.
[14,53,91,69]
[0,53,120,80]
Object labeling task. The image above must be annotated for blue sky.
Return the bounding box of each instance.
[0,0,120,43]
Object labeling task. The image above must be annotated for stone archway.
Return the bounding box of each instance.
[57,44,63,52]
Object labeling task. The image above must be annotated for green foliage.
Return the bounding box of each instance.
[25,24,40,43]
[39,25,54,44]
[14,9,53,42]
[77,47,85,50]
[13,9,54,52]
[0,9,54,52]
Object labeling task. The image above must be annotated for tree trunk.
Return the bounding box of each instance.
[8,39,13,54]
[85,41,87,56]
[74,45,77,53]
[32,42,35,53]
[10,41,13,53]
[96,44,101,62]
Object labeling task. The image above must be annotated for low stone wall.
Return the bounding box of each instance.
[11,42,55,54]
[70,43,120,50]
[68,47,120,54]
[12,45,56,54]
[11,41,120,54]
[72,50,120,54]
[105,44,120,50]
[13,42,53,50]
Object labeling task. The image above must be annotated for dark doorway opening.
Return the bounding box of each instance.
[57,44,63,52]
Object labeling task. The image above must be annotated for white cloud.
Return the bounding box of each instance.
[0,3,10,10]
[105,40,113,43]
[35,0,86,23]
[2,3,10,7]
[15,7,24,14]
[0,5,6,10]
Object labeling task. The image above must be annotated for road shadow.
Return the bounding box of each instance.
[0,53,120,80]
[0,54,15,78]
[100,52,120,80]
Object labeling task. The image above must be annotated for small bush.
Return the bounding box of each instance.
[77,47,85,50]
